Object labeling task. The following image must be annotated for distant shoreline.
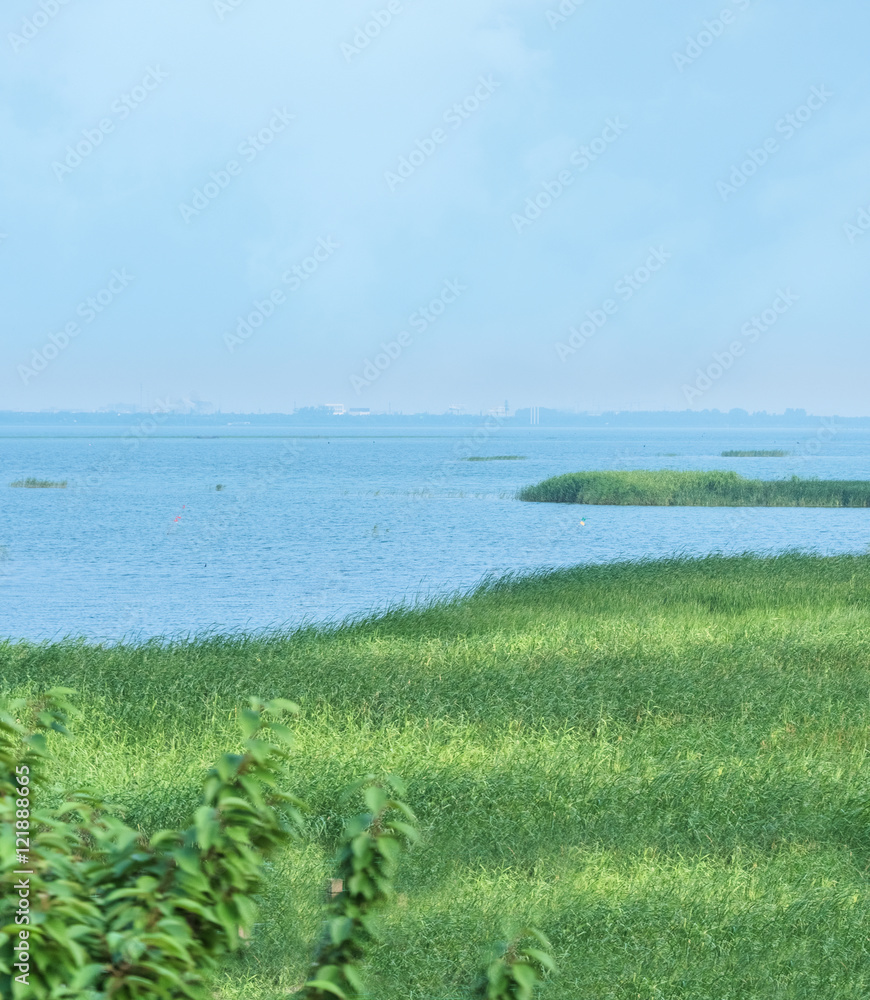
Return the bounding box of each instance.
[0,408,867,429]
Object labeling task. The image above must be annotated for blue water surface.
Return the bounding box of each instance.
[1,424,868,642]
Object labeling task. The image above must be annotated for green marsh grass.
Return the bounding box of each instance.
[9,477,67,488]
[3,552,870,998]
[519,469,870,507]
[722,450,789,458]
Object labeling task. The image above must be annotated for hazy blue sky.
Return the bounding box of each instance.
[2,0,869,414]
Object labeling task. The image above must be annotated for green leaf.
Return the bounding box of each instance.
[511,962,539,992]
[216,753,244,781]
[387,798,417,822]
[351,834,374,860]
[71,966,112,995]
[264,697,300,714]
[342,963,366,993]
[267,722,295,745]
[364,785,388,815]
[239,708,261,739]
[375,835,400,863]
[522,947,556,972]
[304,979,348,998]
[215,902,239,948]
[385,820,419,843]
[173,847,202,876]
[382,774,407,797]
[235,893,258,929]
[328,916,353,945]
[46,686,77,698]
[194,805,219,850]
[522,927,553,950]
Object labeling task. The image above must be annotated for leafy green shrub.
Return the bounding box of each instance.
[1,694,554,1000]
[0,690,303,999]
[474,929,556,1000]
[302,777,417,998]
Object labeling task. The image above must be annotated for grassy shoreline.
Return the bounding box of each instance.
[518,469,870,507]
[3,552,870,998]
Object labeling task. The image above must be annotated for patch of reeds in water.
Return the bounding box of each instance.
[722,450,789,457]
[518,468,870,506]
[9,478,68,488]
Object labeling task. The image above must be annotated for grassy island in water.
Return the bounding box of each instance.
[3,552,870,998]
[9,477,67,488]
[721,449,789,457]
[518,469,870,507]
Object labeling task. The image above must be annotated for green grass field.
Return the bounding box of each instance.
[3,552,870,999]
[518,469,870,507]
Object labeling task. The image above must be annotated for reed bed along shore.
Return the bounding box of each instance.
[518,469,870,507]
[3,552,870,999]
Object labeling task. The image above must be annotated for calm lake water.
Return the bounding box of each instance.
[2,424,869,642]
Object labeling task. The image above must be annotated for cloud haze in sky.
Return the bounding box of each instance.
[2,0,869,414]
